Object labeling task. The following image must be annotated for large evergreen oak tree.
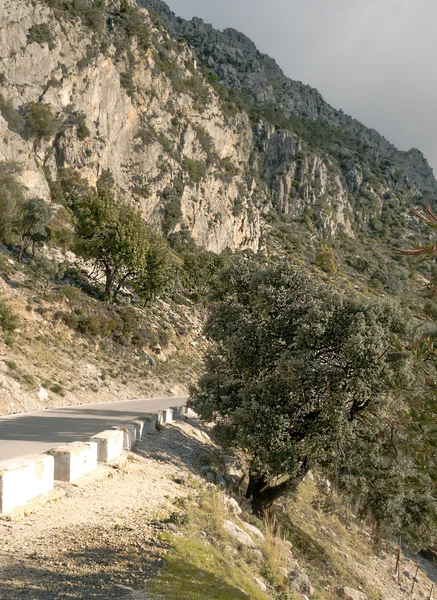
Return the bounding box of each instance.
[190,260,410,514]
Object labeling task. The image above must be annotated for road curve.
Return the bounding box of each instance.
[0,396,187,461]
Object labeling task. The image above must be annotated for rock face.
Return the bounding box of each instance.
[0,0,436,255]
[0,0,261,252]
[142,0,437,238]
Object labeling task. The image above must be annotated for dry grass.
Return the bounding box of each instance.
[262,513,293,587]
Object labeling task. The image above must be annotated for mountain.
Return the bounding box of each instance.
[0,0,436,299]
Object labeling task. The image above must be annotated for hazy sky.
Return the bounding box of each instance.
[165,0,437,173]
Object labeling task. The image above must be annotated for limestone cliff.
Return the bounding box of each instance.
[0,0,435,254]
[0,0,261,252]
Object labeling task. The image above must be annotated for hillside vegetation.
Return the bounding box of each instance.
[2,0,437,587]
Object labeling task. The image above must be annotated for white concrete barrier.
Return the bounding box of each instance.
[143,414,158,435]
[170,406,186,419]
[157,410,166,425]
[132,419,146,440]
[112,423,137,450]
[47,442,98,483]
[90,430,124,462]
[165,408,173,424]
[0,454,54,514]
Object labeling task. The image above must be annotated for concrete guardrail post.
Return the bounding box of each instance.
[112,424,137,450]
[46,442,98,483]
[90,430,124,462]
[0,454,54,514]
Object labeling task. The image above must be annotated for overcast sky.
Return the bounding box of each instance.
[165,0,437,173]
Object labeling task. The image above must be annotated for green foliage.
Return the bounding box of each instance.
[0,299,19,333]
[190,259,412,516]
[133,230,177,304]
[161,184,183,234]
[24,102,60,139]
[0,162,26,244]
[27,23,55,49]
[74,188,174,301]
[116,0,150,51]
[169,230,230,299]
[46,0,106,34]
[314,243,337,274]
[0,98,60,140]
[69,111,90,140]
[182,158,206,183]
[13,197,52,261]
[27,254,66,294]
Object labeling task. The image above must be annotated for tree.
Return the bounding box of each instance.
[27,254,66,295]
[396,205,437,499]
[0,162,26,243]
[133,230,177,305]
[24,102,60,139]
[189,259,410,514]
[13,197,52,261]
[75,188,173,302]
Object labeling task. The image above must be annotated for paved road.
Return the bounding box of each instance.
[0,396,187,461]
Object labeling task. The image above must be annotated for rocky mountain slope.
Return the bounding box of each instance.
[1,0,436,258]
[1,0,437,416]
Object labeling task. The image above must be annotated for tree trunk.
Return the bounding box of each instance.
[246,458,310,515]
[104,264,115,299]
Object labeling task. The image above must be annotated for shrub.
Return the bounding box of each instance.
[50,382,65,396]
[182,158,206,183]
[24,102,60,139]
[27,255,66,294]
[27,24,55,50]
[0,300,19,333]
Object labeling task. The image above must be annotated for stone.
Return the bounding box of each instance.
[37,386,48,402]
[224,496,242,516]
[112,423,137,450]
[241,521,265,542]
[223,520,257,548]
[254,577,267,592]
[288,561,314,597]
[89,430,124,463]
[215,475,227,489]
[0,454,54,514]
[46,441,98,482]
[336,587,368,600]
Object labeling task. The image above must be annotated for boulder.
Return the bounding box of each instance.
[241,521,265,542]
[336,587,367,600]
[223,520,257,548]
[288,560,314,597]
[254,577,267,591]
[224,496,242,516]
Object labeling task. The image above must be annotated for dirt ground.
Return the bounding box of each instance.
[0,419,213,599]
[1,418,437,600]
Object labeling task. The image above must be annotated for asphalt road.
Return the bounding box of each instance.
[0,396,187,461]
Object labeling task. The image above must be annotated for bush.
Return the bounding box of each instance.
[27,24,55,49]
[182,158,206,183]
[27,255,66,294]
[24,102,60,139]
[0,300,19,333]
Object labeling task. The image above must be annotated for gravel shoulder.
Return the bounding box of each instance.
[0,418,209,599]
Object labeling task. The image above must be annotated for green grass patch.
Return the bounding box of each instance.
[149,534,270,600]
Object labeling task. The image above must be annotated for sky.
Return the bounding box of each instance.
[165,0,437,173]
